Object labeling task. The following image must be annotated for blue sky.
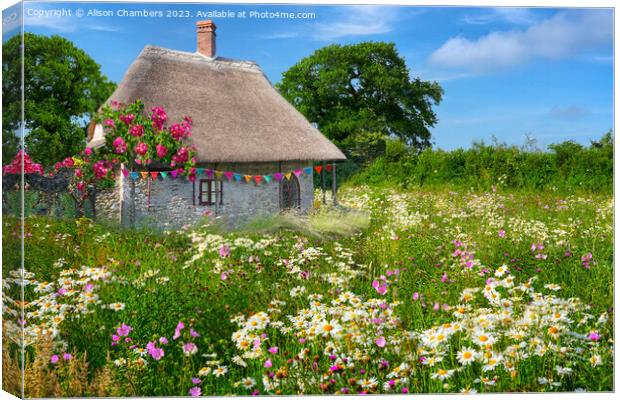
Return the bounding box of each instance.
[3,2,614,150]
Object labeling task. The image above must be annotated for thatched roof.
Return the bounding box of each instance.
[90,46,346,163]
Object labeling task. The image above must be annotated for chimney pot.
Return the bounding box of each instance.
[196,20,216,57]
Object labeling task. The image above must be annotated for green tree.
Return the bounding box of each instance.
[276,42,443,161]
[2,33,115,166]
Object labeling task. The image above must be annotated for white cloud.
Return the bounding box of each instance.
[430,9,612,73]
[312,6,405,41]
[463,8,538,25]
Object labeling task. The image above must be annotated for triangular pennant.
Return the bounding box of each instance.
[264,175,271,183]
[130,172,139,181]
[274,172,283,182]
[285,172,292,180]
[121,168,129,178]
[325,164,333,172]
[314,165,323,174]
[196,168,205,175]
[150,171,159,180]
[253,175,262,185]
[244,175,252,183]
[303,167,313,175]
[160,171,169,179]
[140,171,149,179]
[206,169,214,178]
[224,171,234,181]
[215,171,223,180]
[234,173,242,182]
[170,170,179,178]
[293,169,302,177]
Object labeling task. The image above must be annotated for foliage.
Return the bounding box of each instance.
[2,184,613,395]
[2,33,115,165]
[276,42,443,162]
[346,133,613,193]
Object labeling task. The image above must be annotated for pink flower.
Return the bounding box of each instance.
[117,323,132,337]
[412,292,419,301]
[375,336,386,348]
[84,147,92,156]
[156,144,168,158]
[146,342,165,360]
[264,358,273,368]
[441,272,448,283]
[189,387,201,397]
[372,280,387,295]
[113,136,126,154]
[220,272,228,280]
[159,337,168,345]
[268,346,278,354]
[111,334,120,342]
[173,321,185,340]
[129,124,144,137]
[498,229,506,238]
[119,113,135,126]
[191,377,201,385]
[134,142,148,156]
[169,123,187,140]
[219,245,231,258]
[588,331,601,341]
[104,118,115,128]
[151,106,168,131]
[433,302,440,311]
[50,354,59,364]
[62,353,72,361]
[190,327,200,338]
[182,342,198,356]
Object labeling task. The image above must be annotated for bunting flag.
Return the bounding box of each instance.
[121,163,329,183]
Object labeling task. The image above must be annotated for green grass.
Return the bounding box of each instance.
[2,185,613,396]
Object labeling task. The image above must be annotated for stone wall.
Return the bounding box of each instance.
[97,162,314,228]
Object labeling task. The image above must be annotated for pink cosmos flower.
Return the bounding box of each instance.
[268,346,278,354]
[498,229,506,238]
[189,387,201,397]
[191,377,201,385]
[182,342,198,356]
[135,142,148,156]
[588,331,601,341]
[375,336,386,348]
[117,323,132,337]
[264,358,273,368]
[412,292,419,301]
[173,321,185,340]
[220,272,228,281]
[372,280,387,295]
[159,337,168,345]
[50,355,59,364]
[63,353,72,361]
[190,327,200,338]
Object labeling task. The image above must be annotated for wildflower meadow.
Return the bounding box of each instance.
[2,185,614,396]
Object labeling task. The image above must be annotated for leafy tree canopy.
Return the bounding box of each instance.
[2,33,116,166]
[276,42,443,161]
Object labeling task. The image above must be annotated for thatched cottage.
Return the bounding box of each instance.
[89,21,345,227]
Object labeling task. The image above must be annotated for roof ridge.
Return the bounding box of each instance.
[140,45,262,73]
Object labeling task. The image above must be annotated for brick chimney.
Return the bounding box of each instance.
[196,20,216,57]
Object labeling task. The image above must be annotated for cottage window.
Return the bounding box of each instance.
[199,179,223,205]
